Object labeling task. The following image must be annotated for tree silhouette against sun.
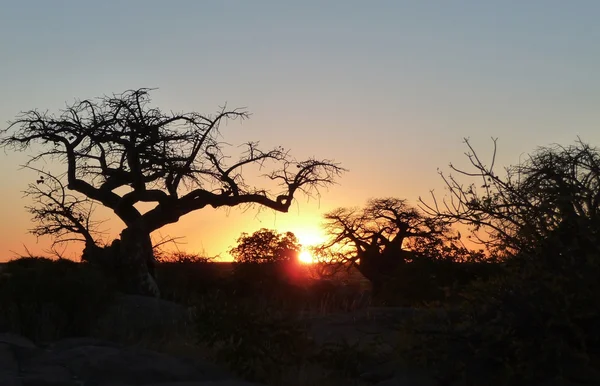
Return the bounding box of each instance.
[229,228,302,264]
[0,88,345,297]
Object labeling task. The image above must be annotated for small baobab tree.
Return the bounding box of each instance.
[315,197,455,294]
[1,88,345,297]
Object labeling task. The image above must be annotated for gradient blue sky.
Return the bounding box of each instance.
[1,1,599,260]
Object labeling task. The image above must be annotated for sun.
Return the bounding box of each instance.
[293,227,327,264]
[298,249,314,264]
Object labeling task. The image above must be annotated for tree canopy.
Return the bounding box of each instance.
[315,197,462,290]
[1,88,345,240]
[229,228,302,264]
[420,138,600,256]
[0,88,345,296]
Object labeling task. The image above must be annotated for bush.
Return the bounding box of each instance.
[193,290,314,382]
[396,246,600,385]
[375,259,504,307]
[231,260,299,293]
[155,260,224,304]
[0,257,117,342]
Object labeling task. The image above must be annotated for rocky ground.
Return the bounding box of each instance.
[0,297,580,386]
[0,332,264,386]
[0,293,445,386]
[0,328,442,386]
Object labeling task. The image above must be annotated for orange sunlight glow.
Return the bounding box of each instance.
[298,249,314,264]
[292,226,328,264]
[293,227,327,248]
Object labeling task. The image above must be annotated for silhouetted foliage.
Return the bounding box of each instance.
[230,228,301,264]
[155,250,214,264]
[0,257,117,341]
[402,138,600,385]
[229,228,303,293]
[315,197,476,295]
[154,262,223,304]
[1,88,345,296]
[23,168,106,248]
[194,291,313,382]
[420,137,600,256]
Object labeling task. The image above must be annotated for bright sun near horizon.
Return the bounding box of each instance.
[291,227,327,264]
[298,250,314,264]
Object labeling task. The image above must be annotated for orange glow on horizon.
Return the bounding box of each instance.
[292,227,327,248]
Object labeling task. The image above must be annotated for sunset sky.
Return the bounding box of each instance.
[1,1,599,261]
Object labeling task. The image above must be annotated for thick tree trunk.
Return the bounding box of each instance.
[116,225,160,297]
[357,248,403,298]
[81,225,160,298]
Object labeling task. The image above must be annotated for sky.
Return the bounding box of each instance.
[0,0,599,261]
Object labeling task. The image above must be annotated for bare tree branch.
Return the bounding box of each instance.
[22,166,107,248]
[316,197,460,290]
[1,89,346,232]
[419,137,600,256]
[1,88,346,296]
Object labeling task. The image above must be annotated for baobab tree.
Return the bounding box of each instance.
[1,88,345,297]
[316,197,455,294]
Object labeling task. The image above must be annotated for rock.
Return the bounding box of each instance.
[306,307,414,352]
[0,333,37,349]
[0,333,41,368]
[98,294,192,325]
[20,364,75,386]
[43,337,122,351]
[20,344,232,385]
[0,331,263,386]
[91,294,194,342]
[0,378,21,386]
[0,343,19,377]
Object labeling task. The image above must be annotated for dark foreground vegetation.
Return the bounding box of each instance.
[3,136,600,385]
[0,255,499,385]
[2,239,598,386]
[1,88,598,385]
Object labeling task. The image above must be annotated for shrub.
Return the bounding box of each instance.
[396,246,600,385]
[0,257,117,342]
[374,259,504,307]
[193,290,314,382]
[155,260,223,304]
[231,260,299,293]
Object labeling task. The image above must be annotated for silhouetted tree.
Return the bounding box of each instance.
[1,88,345,297]
[419,138,600,257]
[414,139,600,383]
[230,228,301,264]
[316,197,454,294]
[23,167,105,248]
